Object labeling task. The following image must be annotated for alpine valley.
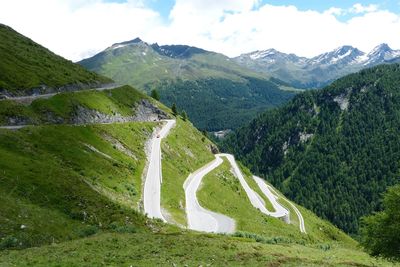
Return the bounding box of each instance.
[0,17,399,267]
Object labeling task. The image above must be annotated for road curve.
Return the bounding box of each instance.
[222,154,292,221]
[267,185,306,233]
[143,119,176,221]
[183,155,235,233]
[252,176,290,222]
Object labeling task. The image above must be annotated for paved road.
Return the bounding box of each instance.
[2,83,119,104]
[267,185,306,233]
[183,155,235,233]
[143,120,176,221]
[0,125,27,130]
[253,176,290,223]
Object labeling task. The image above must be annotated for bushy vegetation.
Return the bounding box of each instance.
[223,64,400,234]
[360,184,400,261]
[0,24,111,95]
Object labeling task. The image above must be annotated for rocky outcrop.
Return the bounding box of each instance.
[1,98,169,127]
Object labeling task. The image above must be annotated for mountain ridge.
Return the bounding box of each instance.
[235,43,400,88]
[79,37,297,131]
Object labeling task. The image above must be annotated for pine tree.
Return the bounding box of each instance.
[150,89,160,101]
[171,103,178,116]
[181,110,188,121]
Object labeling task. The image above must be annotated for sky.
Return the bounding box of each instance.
[0,0,400,61]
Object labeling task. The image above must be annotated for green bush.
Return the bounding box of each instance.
[78,225,99,238]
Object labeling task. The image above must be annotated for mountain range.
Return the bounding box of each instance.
[235,44,400,88]
[79,38,297,131]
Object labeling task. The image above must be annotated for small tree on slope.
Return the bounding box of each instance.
[171,103,178,116]
[360,184,400,261]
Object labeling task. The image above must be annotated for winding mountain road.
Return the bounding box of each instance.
[143,119,176,221]
[183,153,301,234]
[253,175,290,222]
[267,185,306,233]
[223,154,290,222]
[183,155,236,233]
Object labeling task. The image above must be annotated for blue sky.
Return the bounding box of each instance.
[105,0,400,19]
[261,0,399,12]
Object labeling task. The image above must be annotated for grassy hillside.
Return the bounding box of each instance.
[0,85,157,126]
[0,24,111,96]
[0,231,390,267]
[0,86,393,266]
[222,63,400,234]
[79,41,297,130]
[0,122,154,249]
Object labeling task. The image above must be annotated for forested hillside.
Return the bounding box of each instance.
[0,24,111,96]
[157,77,293,130]
[222,64,400,233]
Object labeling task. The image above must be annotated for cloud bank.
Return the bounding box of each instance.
[0,0,399,61]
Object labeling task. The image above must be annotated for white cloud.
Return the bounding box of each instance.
[0,0,399,61]
[350,3,379,14]
[0,0,161,61]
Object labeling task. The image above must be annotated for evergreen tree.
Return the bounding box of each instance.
[181,110,188,121]
[360,184,400,261]
[171,103,178,116]
[150,89,160,101]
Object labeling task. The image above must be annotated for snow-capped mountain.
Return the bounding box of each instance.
[308,46,364,66]
[235,44,400,88]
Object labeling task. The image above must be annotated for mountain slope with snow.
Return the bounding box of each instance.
[235,44,400,88]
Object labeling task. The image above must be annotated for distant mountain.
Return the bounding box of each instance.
[0,24,112,97]
[235,44,400,89]
[222,64,400,234]
[79,38,298,131]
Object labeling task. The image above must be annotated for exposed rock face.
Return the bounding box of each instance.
[333,94,350,111]
[1,98,169,127]
[209,144,219,154]
[71,106,136,125]
[133,99,168,121]
[71,99,168,125]
[299,132,314,143]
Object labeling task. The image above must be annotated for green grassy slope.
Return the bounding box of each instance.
[0,91,392,266]
[222,64,400,234]
[0,24,111,96]
[0,122,154,249]
[0,231,391,267]
[79,41,297,130]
